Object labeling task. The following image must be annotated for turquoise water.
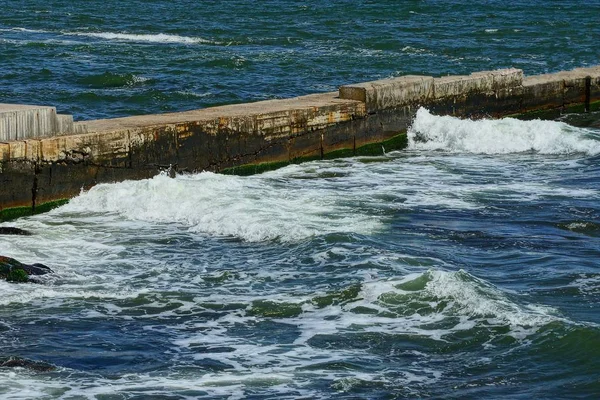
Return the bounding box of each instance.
[2,1,600,399]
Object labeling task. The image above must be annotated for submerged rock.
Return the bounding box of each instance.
[0,227,32,236]
[0,256,53,283]
[0,356,56,372]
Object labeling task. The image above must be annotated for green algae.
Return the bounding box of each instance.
[0,199,69,222]
[6,269,29,283]
[221,132,408,176]
[508,100,600,121]
[0,257,29,283]
[247,300,304,318]
[312,283,362,309]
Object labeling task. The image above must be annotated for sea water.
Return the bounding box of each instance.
[0,0,599,119]
[1,1,600,399]
[1,110,600,398]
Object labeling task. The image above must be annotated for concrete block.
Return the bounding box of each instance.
[435,69,523,100]
[56,114,74,135]
[8,141,27,160]
[73,122,89,135]
[24,140,41,160]
[0,143,9,162]
[566,66,600,102]
[522,74,564,110]
[40,138,62,161]
[570,66,600,79]
[339,75,434,112]
[472,68,523,90]
[0,105,57,140]
[522,68,600,109]
[0,104,80,141]
[562,76,587,105]
[254,111,291,138]
[434,74,492,99]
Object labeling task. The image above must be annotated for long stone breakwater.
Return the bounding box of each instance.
[1,66,600,220]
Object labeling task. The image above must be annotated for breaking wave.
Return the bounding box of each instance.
[58,172,382,242]
[408,108,600,155]
[287,269,564,344]
[66,31,218,45]
[77,72,152,88]
[1,27,219,45]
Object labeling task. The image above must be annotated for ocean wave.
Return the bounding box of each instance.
[0,27,217,46]
[57,172,382,243]
[65,31,218,45]
[408,108,600,155]
[174,90,213,99]
[287,269,565,345]
[0,27,50,34]
[0,280,145,307]
[77,72,153,88]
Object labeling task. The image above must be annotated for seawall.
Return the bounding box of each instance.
[1,66,600,220]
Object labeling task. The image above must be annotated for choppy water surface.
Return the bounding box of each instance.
[1,112,600,398]
[2,0,600,398]
[1,0,599,119]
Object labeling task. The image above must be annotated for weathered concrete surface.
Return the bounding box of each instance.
[0,104,82,141]
[522,66,600,112]
[434,69,523,99]
[339,69,525,118]
[340,75,434,113]
[1,92,374,218]
[429,68,524,118]
[1,65,600,220]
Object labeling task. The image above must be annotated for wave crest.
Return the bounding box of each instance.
[58,172,381,242]
[67,31,218,45]
[408,108,600,155]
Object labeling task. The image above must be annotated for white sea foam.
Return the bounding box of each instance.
[65,31,217,45]
[420,270,558,330]
[571,274,600,296]
[58,171,382,242]
[408,108,600,155]
[175,90,213,98]
[1,27,217,46]
[2,27,50,34]
[151,268,565,396]
[288,269,563,345]
[0,370,305,400]
[401,46,432,55]
[0,280,146,307]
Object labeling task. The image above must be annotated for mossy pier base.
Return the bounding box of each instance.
[1,65,600,218]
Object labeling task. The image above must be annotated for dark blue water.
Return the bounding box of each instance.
[2,1,600,399]
[1,0,599,120]
[1,111,600,399]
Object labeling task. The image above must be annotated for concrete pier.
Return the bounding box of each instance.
[1,65,600,220]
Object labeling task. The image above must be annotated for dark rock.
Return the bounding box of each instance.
[0,256,53,283]
[0,356,56,372]
[0,227,32,236]
[22,263,53,276]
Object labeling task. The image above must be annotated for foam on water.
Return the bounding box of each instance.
[286,269,563,345]
[0,280,145,307]
[37,156,491,251]
[408,108,600,155]
[0,370,305,400]
[66,31,217,45]
[57,171,382,242]
[118,268,566,399]
[163,269,564,361]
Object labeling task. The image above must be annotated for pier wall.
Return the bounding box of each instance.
[1,66,600,220]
